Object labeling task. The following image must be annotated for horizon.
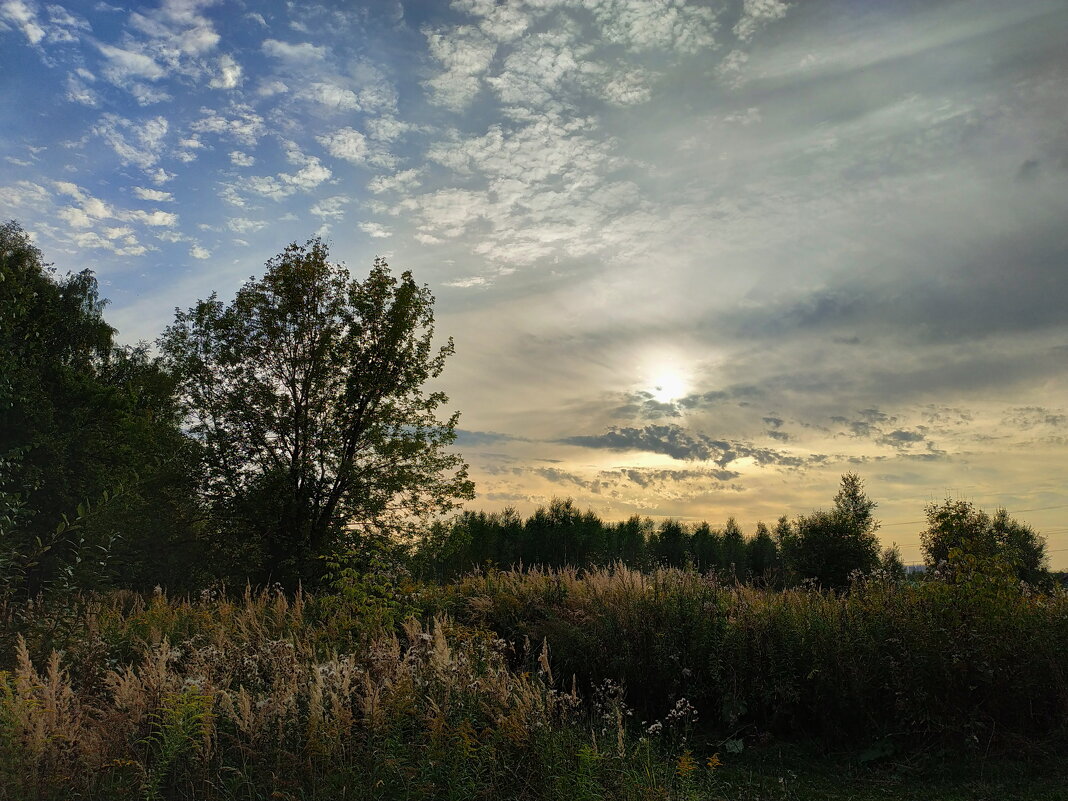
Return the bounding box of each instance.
[2,0,1067,566]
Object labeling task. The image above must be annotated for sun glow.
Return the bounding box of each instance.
[650,370,689,402]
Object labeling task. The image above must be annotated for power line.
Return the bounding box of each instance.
[880,503,1068,528]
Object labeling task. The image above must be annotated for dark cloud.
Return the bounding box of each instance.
[609,467,741,488]
[1002,406,1067,430]
[612,391,682,420]
[454,429,527,446]
[1016,159,1040,182]
[559,424,815,468]
[876,429,927,449]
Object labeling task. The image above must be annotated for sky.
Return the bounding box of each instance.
[3,0,1068,566]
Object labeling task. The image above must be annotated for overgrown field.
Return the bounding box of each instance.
[3,567,1067,800]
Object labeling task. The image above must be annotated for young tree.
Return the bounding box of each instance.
[721,517,749,581]
[160,239,473,585]
[748,521,780,582]
[789,473,881,590]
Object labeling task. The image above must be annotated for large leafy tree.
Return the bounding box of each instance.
[921,499,1048,586]
[160,238,473,585]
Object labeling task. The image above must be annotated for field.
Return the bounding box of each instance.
[3,565,1066,800]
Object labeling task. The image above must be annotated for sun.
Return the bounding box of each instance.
[651,370,689,402]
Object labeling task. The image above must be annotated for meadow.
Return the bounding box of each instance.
[3,564,1067,800]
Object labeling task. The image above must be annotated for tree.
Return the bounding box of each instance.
[0,221,199,596]
[720,517,749,581]
[878,543,907,582]
[788,473,880,590]
[920,499,1048,586]
[748,521,780,582]
[159,238,473,585]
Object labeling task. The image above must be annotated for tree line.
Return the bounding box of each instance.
[0,220,1052,599]
[415,479,1051,590]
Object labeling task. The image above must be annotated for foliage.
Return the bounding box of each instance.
[0,221,200,599]
[787,473,881,590]
[0,591,698,801]
[159,239,473,587]
[434,564,1068,744]
[921,498,1049,587]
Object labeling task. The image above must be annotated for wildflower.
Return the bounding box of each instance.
[676,749,697,777]
[706,753,722,772]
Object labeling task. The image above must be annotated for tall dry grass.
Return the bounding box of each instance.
[0,589,686,800]
[431,565,1068,743]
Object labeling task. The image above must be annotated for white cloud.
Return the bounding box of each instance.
[190,243,210,259]
[125,209,178,227]
[282,157,331,190]
[209,53,242,89]
[358,221,391,238]
[256,79,288,96]
[97,42,166,83]
[367,168,422,194]
[716,49,749,88]
[307,81,361,110]
[590,0,718,54]
[317,127,368,163]
[227,217,267,233]
[133,186,174,202]
[189,104,266,145]
[93,114,168,170]
[229,150,254,166]
[243,175,290,200]
[65,73,99,106]
[1,0,45,45]
[733,0,790,43]
[128,0,220,62]
[602,68,654,106]
[311,195,350,219]
[262,38,326,62]
[365,115,411,143]
[129,82,172,105]
[147,167,175,184]
[423,25,496,110]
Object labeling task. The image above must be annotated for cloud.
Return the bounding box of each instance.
[262,38,326,62]
[189,243,210,259]
[423,25,495,110]
[209,53,242,88]
[368,168,422,194]
[132,186,173,202]
[560,424,809,468]
[97,42,166,83]
[589,0,718,54]
[358,221,391,238]
[1,0,45,45]
[317,127,368,163]
[229,150,254,166]
[92,114,168,170]
[189,105,265,145]
[733,0,790,43]
[307,81,360,110]
[226,217,267,233]
[310,195,350,219]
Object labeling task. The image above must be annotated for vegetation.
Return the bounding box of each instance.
[159,238,473,588]
[2,223,1065,799]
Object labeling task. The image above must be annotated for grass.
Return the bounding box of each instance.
[1,566,1067,799]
